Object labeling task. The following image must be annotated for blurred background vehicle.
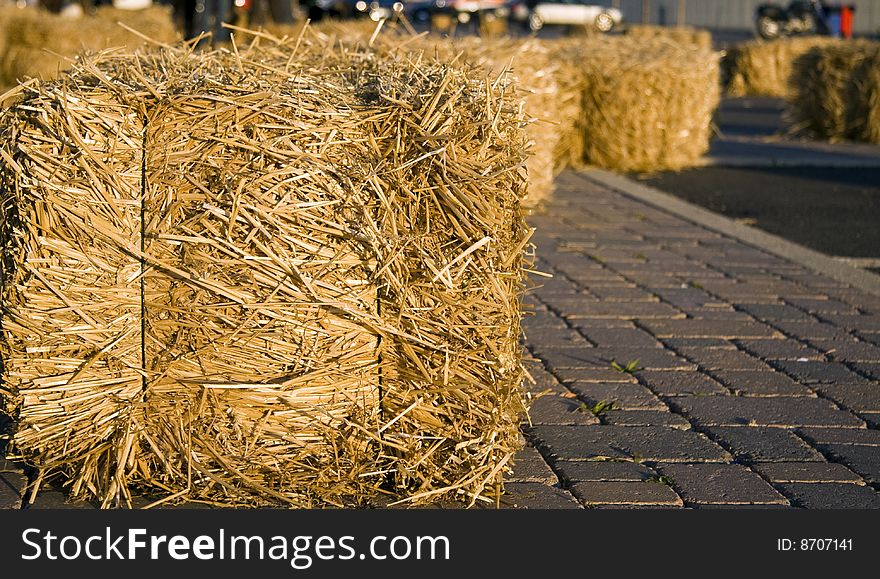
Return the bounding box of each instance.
[754,0,830,38]
[508,0,623,32]
[352,0,404,21]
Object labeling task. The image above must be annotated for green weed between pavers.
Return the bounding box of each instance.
[579,399,619,416]
[611,359,641,374]
[645,475,675,486]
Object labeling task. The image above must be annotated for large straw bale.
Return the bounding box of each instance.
[0,5,178,88]
[789,41,880,143]
[724,36,840,97]
[552,36,720,173]
[625,24,713,51]
[417,36,570,207]
[0,29,531,507]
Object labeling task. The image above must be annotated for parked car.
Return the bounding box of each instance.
[754,0,830,39]
[509,0,623,32]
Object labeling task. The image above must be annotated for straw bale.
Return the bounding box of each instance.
[0,29,531,507]
[552,36,720,173]
[416,35,569,207]
[724,36,840,97]
[0,5,178,87]
[789,41,880,143]
[624,24,713,51]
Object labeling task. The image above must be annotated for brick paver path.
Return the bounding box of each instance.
[505,171,880,509]
[2,170,879,509]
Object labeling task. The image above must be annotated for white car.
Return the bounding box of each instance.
[511,0,624,32]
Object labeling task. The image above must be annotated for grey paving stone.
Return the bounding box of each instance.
[571,481,683,506]
[738,303,815,322]
[796,427,880,446]
[555,460,657,482]
[602,410,691,429]
[534,348,603,370]
[543,347,694,371]
[529,425,730,462]
[819,314,880,332]
[589,286,659,302]
[571,318,643,329]
[678,348,772,371]
[770,320,854,340]
[710,370,814,397]
[0,458,23,474]
[552,367,638,384]
[524,330,591,352]
[773,360,870,384]
[637,370,729,396]
[817,444,880,483]
[667,396,864,428]
[500,483,582,509]
[734,339,826,361]
[753,462,864,483]
[27,490,97,510]
[851,363,880,380]
[660,338,738,350]
[656,463,789,505]
[813,384,880,412]
[652,287,729,310]
[860,413,880,428]
[558,302,685,320]
[568,383,665,410]
[783,298,859,315]
[510,445,558,484]
[522,365,568,395]
[776,483,880,509]
[807,339,880,362]
[704,426,824,462]
[0,471,27,509]
[576,327,662,348]
[640,319,781,339]
[526,393,601,426]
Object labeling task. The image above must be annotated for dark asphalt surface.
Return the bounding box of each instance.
[636,98,880,262]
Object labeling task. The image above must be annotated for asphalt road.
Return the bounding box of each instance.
[636,98,880,267]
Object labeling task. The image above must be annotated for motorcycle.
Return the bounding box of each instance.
[755,0,831,39]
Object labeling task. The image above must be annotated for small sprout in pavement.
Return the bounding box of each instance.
[611,359,641,374]
[579,400,618,416]
[633,252,647,260]
[645,475,675,486]
[589,254,606,265]
[687,280,704,290]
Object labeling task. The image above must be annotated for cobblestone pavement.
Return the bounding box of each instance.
[2,170,879,510]
[505,171,880,509]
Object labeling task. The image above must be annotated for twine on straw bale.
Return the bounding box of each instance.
[0,28,531,507]
[789,40,880,143]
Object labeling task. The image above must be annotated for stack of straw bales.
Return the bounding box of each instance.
[789,41,880,143]
[724,36,840,97]
[0,29,531,507]
[0,4,178,88]
[550,36,721,173]
[624,25,713,51]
